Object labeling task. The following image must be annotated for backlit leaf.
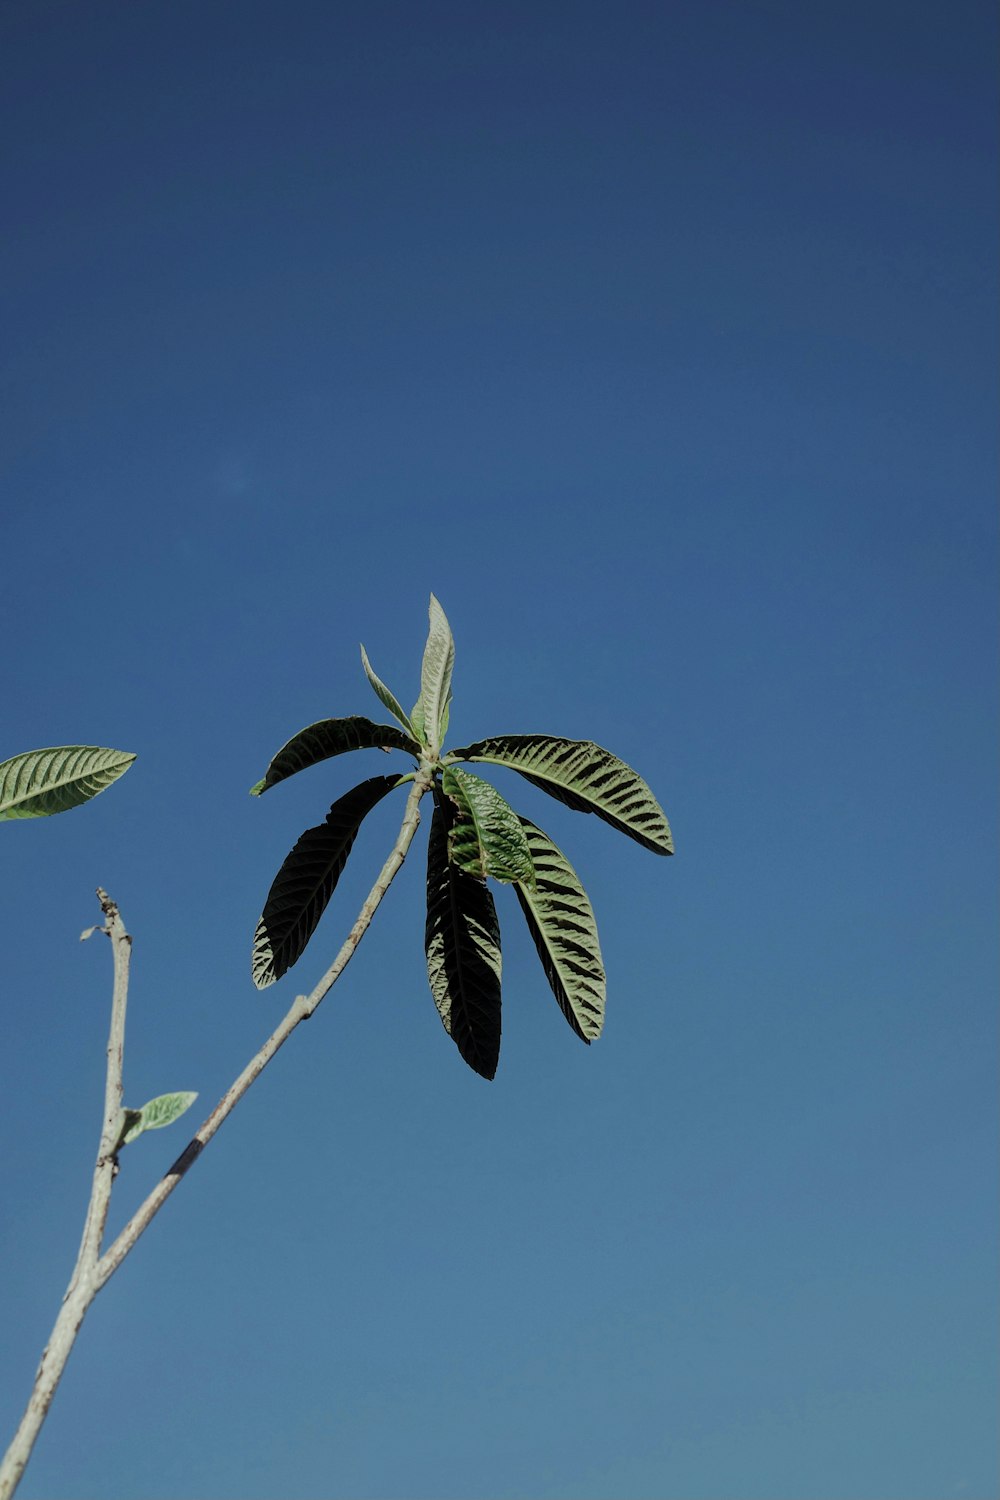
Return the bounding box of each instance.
[360,645,414,736]
[120,1091,198,1145]
[413,594,454,753]
[0,746,136,821]
[514,817,605,1041]
[442,766,534,884]
[448,734,673,855]
[410,699,427,746]
[438,692,452,745]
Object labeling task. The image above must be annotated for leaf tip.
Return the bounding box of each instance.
[428,592,452,632]
[252,941,277,988]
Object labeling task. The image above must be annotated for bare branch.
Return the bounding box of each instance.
[0,890,132,1500]
[0,769,433,1500]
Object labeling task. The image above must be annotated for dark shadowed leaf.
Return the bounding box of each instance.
[442,766,535,884]
[448,734,673,855]
[0,746,135,821]
[250,717,419,796]
[424,796,502,1079]
[252,775,402,987]
[513,817,605,1041]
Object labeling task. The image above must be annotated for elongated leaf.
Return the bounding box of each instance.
[442,766,534,884]
[0,746,136,821]
[410,699,427,746]
[120,1091,198,1146]
[250,717,419,796]
[413,594,454,753]
[425,796,502,1079]
[360,645,414,736]
[253,775,401,987]
[513,817,605,1042]
[448,735,673,855]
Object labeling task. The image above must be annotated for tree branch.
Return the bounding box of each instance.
[0,770,433,1500]
[0,890,131,1500]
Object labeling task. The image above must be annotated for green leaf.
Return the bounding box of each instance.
[360,645,415,736]
[0,746,136,821]
[513,817,605,1042]
[448,735,673,855]
[120,1091,198,1146]
[250,717,420,795]
[413,594,454,753]
[425,796,502,1079]
[438,692,452,745]
[442,766,535,884]
[409,699,427,746]
[253,775,402,987]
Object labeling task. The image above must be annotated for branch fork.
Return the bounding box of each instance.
[0,773,432,1500]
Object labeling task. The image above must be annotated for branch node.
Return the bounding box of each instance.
[95,887,119,921]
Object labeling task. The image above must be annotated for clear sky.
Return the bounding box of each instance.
[1,3,996,1498]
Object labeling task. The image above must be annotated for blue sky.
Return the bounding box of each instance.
[1,2,996,1497]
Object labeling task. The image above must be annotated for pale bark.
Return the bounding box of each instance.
[0,770,432,1500]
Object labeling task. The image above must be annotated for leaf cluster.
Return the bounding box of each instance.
[250,597,672,1079]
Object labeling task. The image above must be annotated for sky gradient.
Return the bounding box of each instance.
[1,3,996,1498]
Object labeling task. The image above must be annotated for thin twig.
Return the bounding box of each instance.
[0,770,433,1500]
[0,891,132,1500]
[96,767,431,1285]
